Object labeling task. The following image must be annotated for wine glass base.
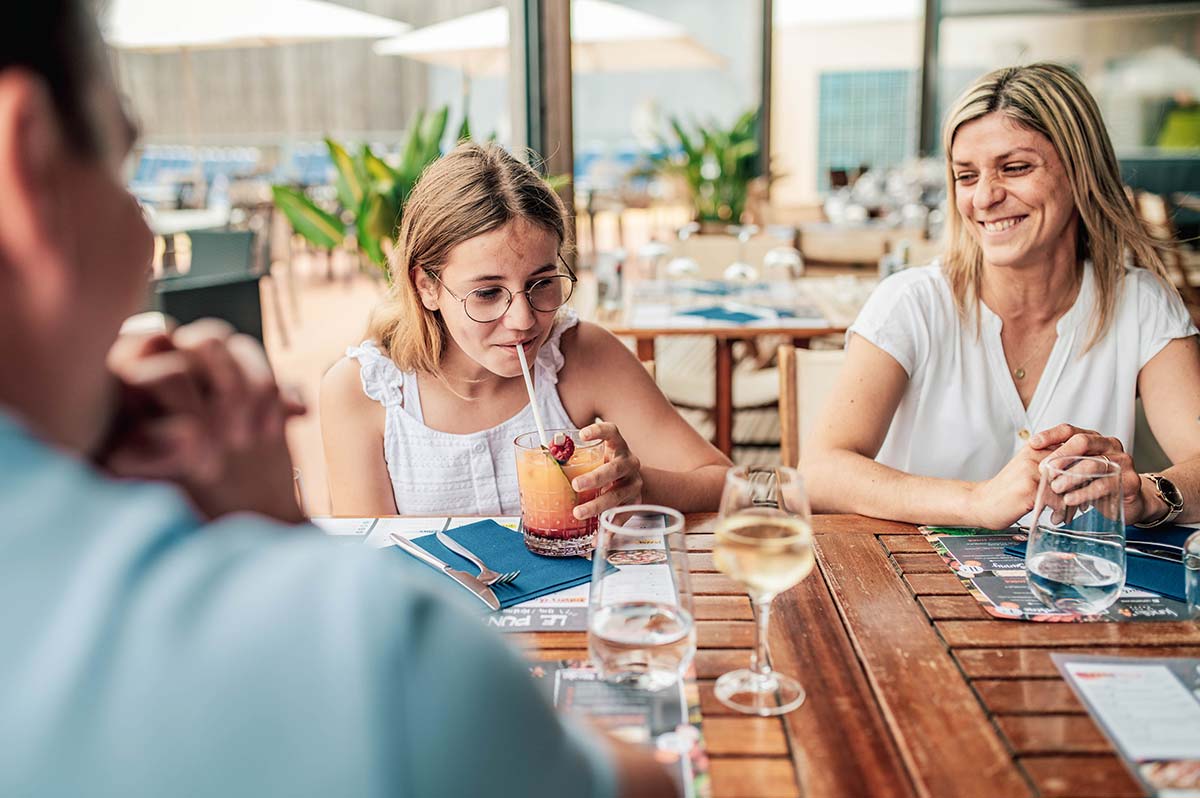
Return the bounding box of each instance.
[714,669,805,716]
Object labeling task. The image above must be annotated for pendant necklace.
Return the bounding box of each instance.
[1012,327,1058,380]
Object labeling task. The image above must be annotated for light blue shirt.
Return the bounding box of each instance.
[0,412,614,798]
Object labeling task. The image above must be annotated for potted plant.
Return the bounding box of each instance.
[271,106,452,281]
[656,106,763,230]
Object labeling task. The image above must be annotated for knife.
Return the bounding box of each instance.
[390,533,501,611]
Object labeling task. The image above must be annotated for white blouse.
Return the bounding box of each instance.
[346,310,580,515]
[848,262,1198,482]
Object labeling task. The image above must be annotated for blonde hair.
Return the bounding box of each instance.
[368,142,569,374]
[941,62,1172,346]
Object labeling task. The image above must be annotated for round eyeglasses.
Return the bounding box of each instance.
[426,258,577,323]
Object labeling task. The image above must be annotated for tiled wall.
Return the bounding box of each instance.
[816,70,919,190]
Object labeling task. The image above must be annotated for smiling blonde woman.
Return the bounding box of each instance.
[800,63,1200,530]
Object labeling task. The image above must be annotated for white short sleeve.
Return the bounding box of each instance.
[1131,268,1199,368]
[847,266,942,378]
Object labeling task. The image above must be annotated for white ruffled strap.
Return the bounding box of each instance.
[345,341,406,408]
[534,308,579,386]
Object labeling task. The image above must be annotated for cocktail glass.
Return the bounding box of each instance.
[514,429,605,556]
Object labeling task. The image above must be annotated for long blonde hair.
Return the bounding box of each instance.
[368,142,569,374]
[941,62,1172,345]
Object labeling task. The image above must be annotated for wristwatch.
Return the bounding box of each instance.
[1133,473,1184,528]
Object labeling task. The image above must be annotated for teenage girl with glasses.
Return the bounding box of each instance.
[321,142,731,517]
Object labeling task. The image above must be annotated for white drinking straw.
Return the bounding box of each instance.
[515,344,550,450]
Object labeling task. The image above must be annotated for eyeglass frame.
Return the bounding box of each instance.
[423,254,578,323]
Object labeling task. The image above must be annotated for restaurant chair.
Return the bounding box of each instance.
[1133,190,1200,324]
[183,229,255,279]
[778,345,846,468]
[154,271,265,345]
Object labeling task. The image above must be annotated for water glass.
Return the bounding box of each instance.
[1026,455,1126,615]
[588,505,695,691]
[1186,530,1200,620]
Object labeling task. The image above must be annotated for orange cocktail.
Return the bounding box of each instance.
[514,429,605,556]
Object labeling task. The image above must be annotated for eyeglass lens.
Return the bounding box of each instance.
[465,276,574,322]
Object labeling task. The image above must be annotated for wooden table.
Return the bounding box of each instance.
[516,513,1200,797]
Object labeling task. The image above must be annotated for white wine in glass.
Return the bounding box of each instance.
[712,466,814,716]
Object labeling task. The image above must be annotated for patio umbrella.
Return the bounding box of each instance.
[102,0,410,179]
[372,0,724,76]
[103,0,410,52]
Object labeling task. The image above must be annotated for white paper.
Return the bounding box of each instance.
[1062,661,1200,760]
[309,517,376,536]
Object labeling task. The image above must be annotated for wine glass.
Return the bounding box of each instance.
[588,505,695,691]
[1025,455,1126,615]
[712,466,815,715]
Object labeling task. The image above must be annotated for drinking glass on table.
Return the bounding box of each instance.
[1025,455,1126,615]
[588,505,695,691]
[713,466,815,716]
[514,429,605,556]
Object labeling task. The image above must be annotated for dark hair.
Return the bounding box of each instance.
[2,0,102,154]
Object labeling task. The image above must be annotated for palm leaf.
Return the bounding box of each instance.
[326,138,364,211]
[271,185,344,249]
[457,116,471,143]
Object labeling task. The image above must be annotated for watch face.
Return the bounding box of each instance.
[1157,476,1184,508]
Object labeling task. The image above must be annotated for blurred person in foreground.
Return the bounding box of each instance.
[802,63,1200,530]
[0,3,674,797]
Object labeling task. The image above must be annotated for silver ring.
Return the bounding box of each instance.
[1099,455,1113,469]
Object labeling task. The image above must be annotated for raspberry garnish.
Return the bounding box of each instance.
[547,433,575,464]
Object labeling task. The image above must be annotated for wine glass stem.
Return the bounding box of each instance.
[751,597,774,679]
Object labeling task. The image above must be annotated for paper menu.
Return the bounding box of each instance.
[309,517,376,536]
[1055,655,1200,797]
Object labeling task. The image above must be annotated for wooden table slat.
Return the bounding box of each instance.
[510,620,755,650]
[1019,755,1143,798]
[956,646,1200,678]
[702,717,790,755]
[904,572,970,595]
[974,679,1086,714]
[938,620,1200,648]
[709,759,802,798]
[919,594,993,620]
[891,553,949,573]
[996,714,1113,755]
[817,533,1033,797]
[880,535,934,552]
[694,594,754,621]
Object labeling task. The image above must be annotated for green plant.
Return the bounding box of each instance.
[658,106,762,225]
[271,105,452,280]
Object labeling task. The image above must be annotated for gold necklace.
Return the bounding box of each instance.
[1011,326,1058,380]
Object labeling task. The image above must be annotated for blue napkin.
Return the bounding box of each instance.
[1004,525,1194,602]
[396,520,599,610]
[677,305,762,324]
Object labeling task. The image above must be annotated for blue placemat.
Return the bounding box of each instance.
[677,306,763,324]
[1004,524,1195,603]
[395,520,600,610]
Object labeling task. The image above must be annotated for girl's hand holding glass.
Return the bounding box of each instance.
[570,421,643,519]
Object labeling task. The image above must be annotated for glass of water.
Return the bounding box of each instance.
[588,505,695,691]
[1185,530,1200,620]
[1026,455,1126,615]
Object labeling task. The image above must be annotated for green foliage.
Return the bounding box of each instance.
[657,106,762,225]
[271,105,453,279]
[272,105,570,282]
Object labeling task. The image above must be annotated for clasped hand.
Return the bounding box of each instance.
[97,320,306,524]
[970,423,1150,529]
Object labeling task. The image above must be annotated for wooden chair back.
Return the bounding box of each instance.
[778,345,846,468]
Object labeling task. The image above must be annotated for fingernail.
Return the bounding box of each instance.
[572,479,583,491]
[573,507,584,519]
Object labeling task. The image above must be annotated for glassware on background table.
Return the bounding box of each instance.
[1186,530,1200,620]
[514,429,605,556]
[1025,455,1126,615]
[588,505,694,691]
[712,466,815,716]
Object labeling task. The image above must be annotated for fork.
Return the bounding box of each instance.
[436,529,520,586]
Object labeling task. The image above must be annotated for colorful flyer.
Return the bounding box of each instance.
[533,661,711,798]
[1055,655,1200,797]
[918,526,1190,622]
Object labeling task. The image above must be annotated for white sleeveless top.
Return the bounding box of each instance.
[346,310,580,515]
